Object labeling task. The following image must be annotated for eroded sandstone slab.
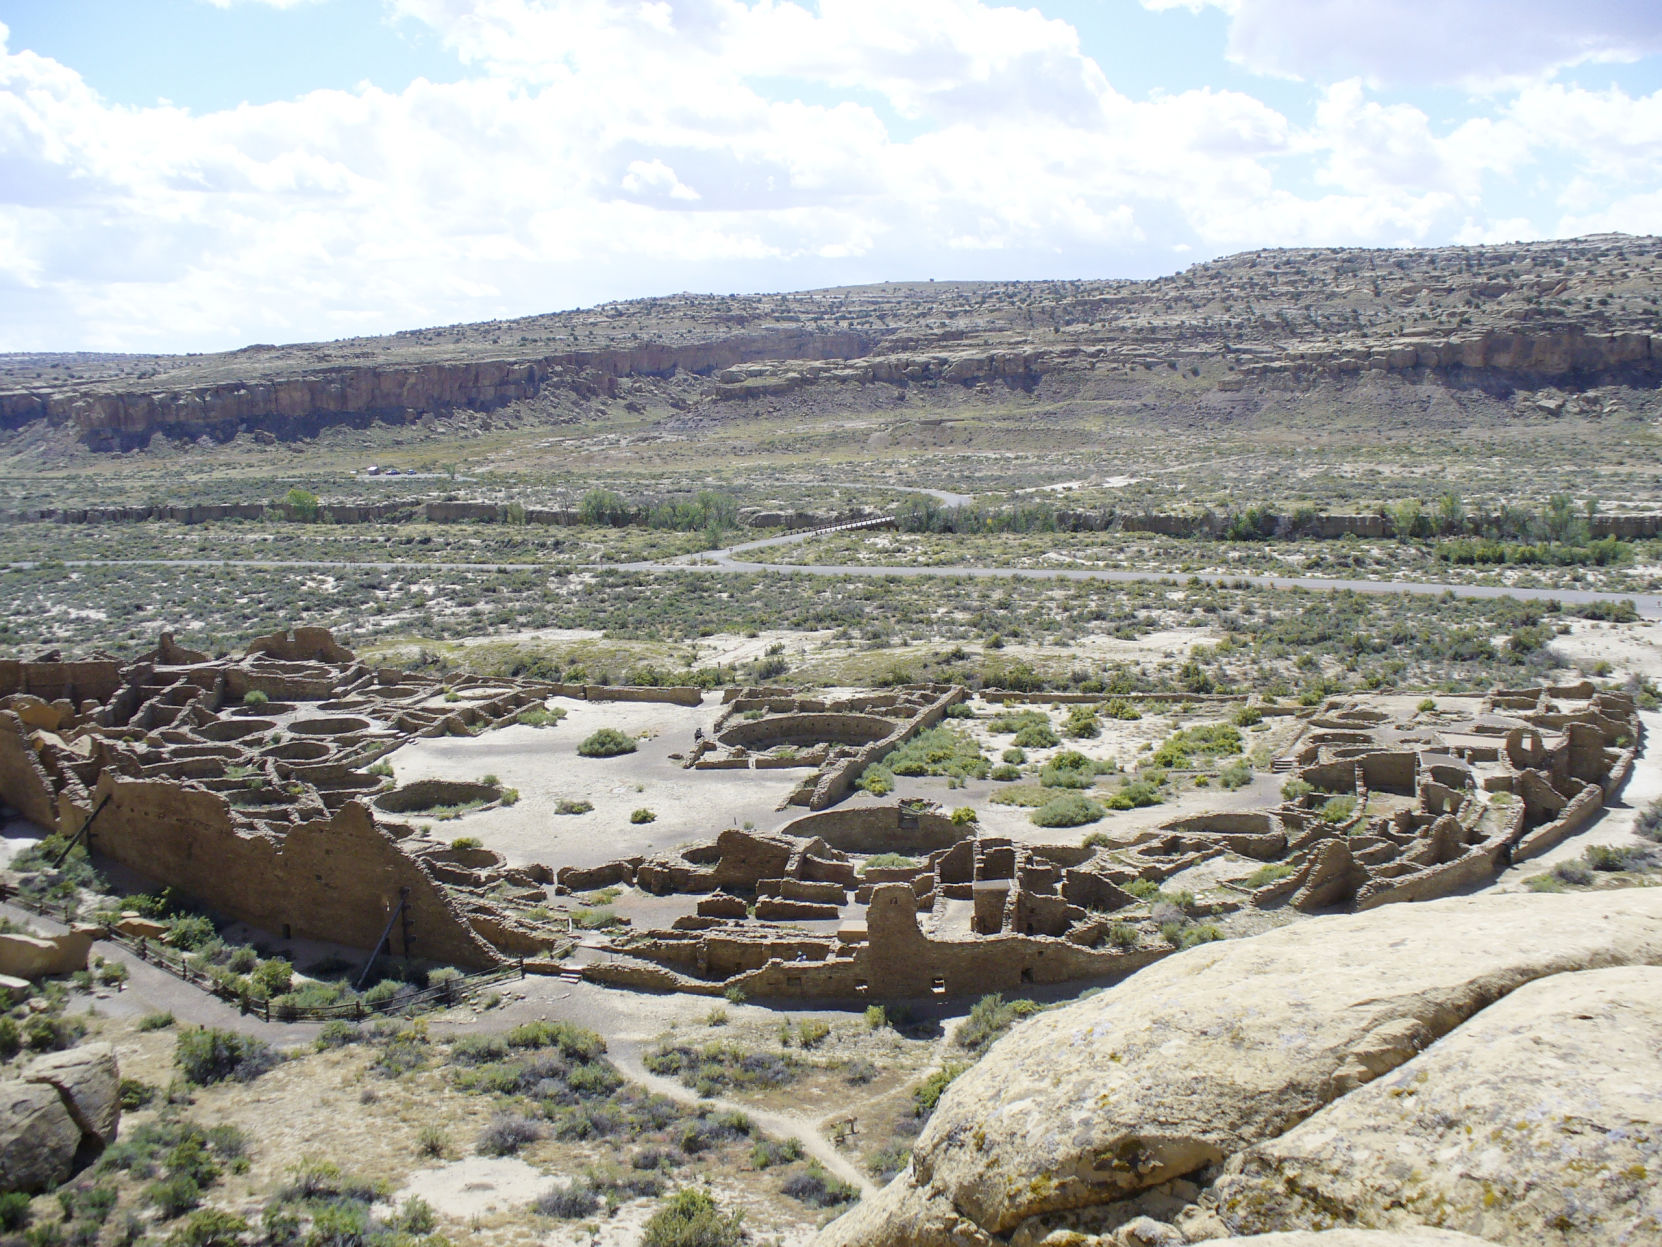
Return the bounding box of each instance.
[1209,965,1662,1245]
[818,889,1662,1247]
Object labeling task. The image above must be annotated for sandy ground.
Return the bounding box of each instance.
[383,698,803,872]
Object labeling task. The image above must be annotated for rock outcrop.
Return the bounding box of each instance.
[818,889,1662,1247]
[0,1044,120,1193]
[24,1043,122,1146]
[1210,966,1662,1244]
[0,1081,81,1193]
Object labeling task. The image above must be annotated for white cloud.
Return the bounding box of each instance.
[1141,0,1662,88]
[0,2,1660,350]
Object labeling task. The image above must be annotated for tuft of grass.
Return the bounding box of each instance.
[1241,862,1294,889]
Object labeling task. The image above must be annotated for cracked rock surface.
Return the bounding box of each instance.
[817,890,1662,1247]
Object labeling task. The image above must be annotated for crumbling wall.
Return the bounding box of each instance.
[0,660,123,706]
[776,806,963,855]
[0,711,59,827]
[70,777,499,968]
[245,628,356,665]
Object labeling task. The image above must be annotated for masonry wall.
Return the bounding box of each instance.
[72,777,500,969]
[0,711,59,828]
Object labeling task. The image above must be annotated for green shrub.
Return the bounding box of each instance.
[1178,922,1224,949]
[750,1137,804,1169]
[166,1209,249,1247]
[1031,792,1106,827]
[912,1064,966,1117]
[0,1192,31,1232]
[1281,778,1314,801]
[780,1162,859,1208]
[797,1019,830,1048]
[990,764,1021,782]
[1105,779,1161,810]
[242,690,269,708]
[1001,747,1026,764]
[176,1028,277,1085]
[119,1078,157,1110]
[517,705,567,728]
[863,853,918,871]
[877,728,989,780]
[1586,844,1647,872]
[1218,761,1253,790]
[1241,862,1294,889]
[640,1190,745,1247]
[555,798,594,814]
[857,767,894,796]
[1038,750,1103,789]
[953,994,1041,1056]
[1638,799,1662,843]
[165,915,216,952]
[450,836,483,849]
[138,1011,176,1031]
[535,1181,601,1219]
[1319,795,1357,824]
[1012,721,1060,749]
[631,808,657,824]
[249,959,292,999]
[1064,706,1100,739]
[578,728,636,758]
[1232,704,1263,727]
[1151,723,1242,768]
[863,1005,887,1030]
[282,487,319,522]
[145,1174,202,1220]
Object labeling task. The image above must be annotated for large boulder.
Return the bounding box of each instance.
[818,890,1662,1247]
[0,1080,80,1192]
[0,927,93,978]
[25,1042,121,1145]
[1209,966,1662,1244]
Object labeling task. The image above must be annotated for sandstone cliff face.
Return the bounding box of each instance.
[0,328,875,449]
[5,235,1659,450]
[818,889,1662,1247]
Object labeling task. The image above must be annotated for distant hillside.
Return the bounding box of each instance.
[3,234,1660,451]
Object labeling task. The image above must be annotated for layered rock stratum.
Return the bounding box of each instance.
[3,234,1659,449]
[818,889,1662,1247]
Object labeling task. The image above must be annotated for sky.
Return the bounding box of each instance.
[1,0,1660,354]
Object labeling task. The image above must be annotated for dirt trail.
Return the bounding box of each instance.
[607,1037,875,1196]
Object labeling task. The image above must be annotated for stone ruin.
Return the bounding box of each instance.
[690,684,967,808]
[0,628,579,970]
[0,628,1642,1002]
[556,682,1641,999]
